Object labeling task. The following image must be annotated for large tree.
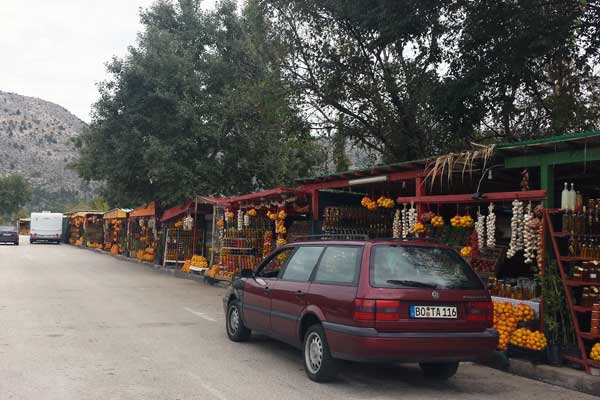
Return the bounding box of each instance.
[262,0,600,160]
[262,0,457,162]
[0,175,32,221]
[75,0,322,206]
[447,0,600,143]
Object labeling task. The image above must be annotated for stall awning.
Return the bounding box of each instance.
[160,199,193,222]
[296,160,428,190]
[104,208,131,219]
[160,196,228,222]
[71,211,104,218]
[227,188,305,207]
[129,201,156,218]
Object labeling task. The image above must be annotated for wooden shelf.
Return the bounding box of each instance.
[566,280,600,286]
[588,359,600,368]
[546,208,564,214]
[580,332,600,340]
[563,354,586,365]
[553,232,600,238]
[560,256,597,262]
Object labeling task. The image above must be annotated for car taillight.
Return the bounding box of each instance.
[466,301,494,324]
[355,299,402,321]
[354,299,375,321]
[375,300,401,321]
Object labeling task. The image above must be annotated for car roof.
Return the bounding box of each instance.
[288,238,452,249]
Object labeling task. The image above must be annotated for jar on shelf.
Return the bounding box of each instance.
[582,287,592,307]
[572,266,584,281]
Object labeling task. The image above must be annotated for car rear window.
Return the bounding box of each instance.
[0,226,16,232]
[370,245,483,290]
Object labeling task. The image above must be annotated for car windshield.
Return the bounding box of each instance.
[0,226,16,232]
[370,245,483,290]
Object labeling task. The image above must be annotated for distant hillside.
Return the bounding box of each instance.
[0,90,96,211]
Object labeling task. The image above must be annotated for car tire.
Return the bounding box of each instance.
[303,324,338,382]
[419,362,459,380]
[226,300,251,342]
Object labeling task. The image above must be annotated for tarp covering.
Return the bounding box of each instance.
[160,199,193,222]
[104,208,131,219]
[71,211,104,219]
[129,201,156,218]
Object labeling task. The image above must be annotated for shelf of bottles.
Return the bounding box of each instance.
[545,183,600,373]
[321,206,393,239]
[217,216,273,280]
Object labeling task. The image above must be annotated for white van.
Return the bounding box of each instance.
[30,212,63,244]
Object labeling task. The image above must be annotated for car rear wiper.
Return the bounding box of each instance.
[386,280,438,289]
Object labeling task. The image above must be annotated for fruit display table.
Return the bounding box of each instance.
[492,296,540,318]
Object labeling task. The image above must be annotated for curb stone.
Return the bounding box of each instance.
[480,352,600,396]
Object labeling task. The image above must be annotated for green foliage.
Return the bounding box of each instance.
[75,0,324,207]
[0,174,32,222]
[538,261,576,345]
[262,0,600,160]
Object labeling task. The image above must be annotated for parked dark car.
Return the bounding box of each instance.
[0,225,19,245]
[223,239,498,382]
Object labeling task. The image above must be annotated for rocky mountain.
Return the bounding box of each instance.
[0,90,96,211]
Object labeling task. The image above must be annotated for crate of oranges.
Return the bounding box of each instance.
[493,302,538,351]
[589,343,600,362]
[508,328,547,363]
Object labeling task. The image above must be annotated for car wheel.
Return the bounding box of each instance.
[303,324,338,382]
[419,362,459,380]
[226,300,251,342]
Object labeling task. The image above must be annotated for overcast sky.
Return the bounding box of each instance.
[0,0,214,123]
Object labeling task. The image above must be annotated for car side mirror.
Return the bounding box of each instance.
[240,269,254,278]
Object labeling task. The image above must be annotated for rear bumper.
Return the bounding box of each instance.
[30,235,59,241]
[0,236,18,243]
[323,322,498,363]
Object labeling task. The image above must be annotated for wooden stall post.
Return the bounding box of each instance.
[192,196,198,256]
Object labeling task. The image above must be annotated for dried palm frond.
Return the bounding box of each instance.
[425,144,496,190]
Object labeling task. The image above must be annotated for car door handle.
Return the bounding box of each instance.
[295,290,305,297]
[263,287,271,293]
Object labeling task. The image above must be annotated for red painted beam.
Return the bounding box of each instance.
[396,189,546,205]
[311,190,319,221]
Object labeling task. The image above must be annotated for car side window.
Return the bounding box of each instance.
[314,246,362,285]
[257,248,294,278]
[280,246,324,282]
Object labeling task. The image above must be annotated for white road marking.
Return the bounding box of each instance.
[184,307,217,322]
[190,373,229,400]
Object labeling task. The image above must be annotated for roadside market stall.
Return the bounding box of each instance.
[103,208,130,254]
[159,196,226,270]
[297,130,600,373]
[209,188,309,282]
[127,202,161,263]
[494,131,600,372]
[17,218,30,235]
[296,160,427,239]
[68,211,104,248]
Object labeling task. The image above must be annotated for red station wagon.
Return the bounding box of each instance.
[223,239,498,382]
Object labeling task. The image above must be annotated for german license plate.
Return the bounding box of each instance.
[410,305,457,319]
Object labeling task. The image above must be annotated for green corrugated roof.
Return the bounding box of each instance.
[496,130,600,149]
[298,130,600,184]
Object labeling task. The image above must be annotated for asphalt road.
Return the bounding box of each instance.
[0,239,594,400]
